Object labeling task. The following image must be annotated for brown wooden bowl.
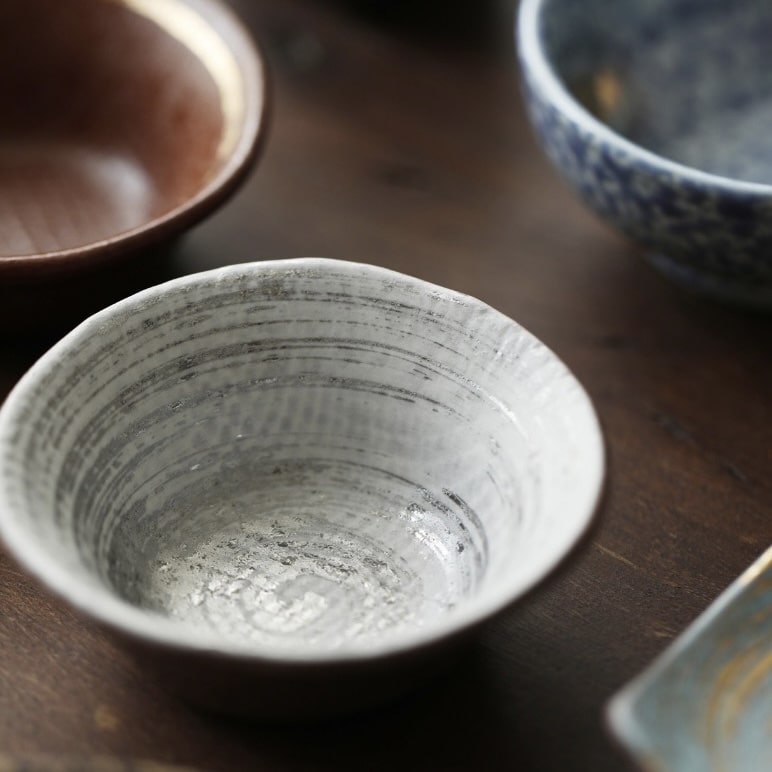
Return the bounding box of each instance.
[0,0,268,286]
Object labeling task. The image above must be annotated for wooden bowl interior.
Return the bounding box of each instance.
[0,0,226,256]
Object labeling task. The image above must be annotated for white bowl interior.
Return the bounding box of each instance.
[0,260,603,658]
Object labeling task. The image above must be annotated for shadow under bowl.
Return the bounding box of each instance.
[518,0,772,309]
[0,0,267,286]
[0,259,604,719]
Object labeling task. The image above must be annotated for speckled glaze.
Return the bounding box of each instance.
[0,259,604,717]
[608,545,772,771]
[518,0,772,308]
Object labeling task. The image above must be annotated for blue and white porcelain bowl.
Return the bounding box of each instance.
[518,0,772,309]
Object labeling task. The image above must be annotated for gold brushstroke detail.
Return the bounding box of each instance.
[116,0,245,162]
[749,603,772,625]
[594,68,623,119]
[702,646,757,772]
[703,644,760,742]
[702,642,772,772]
[722,651,772,736]
[692,546,772,770]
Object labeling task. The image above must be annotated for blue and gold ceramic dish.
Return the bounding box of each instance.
[608,545,772,771]
[518,0,772,309]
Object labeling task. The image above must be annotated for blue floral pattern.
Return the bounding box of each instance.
[519,0,772,308]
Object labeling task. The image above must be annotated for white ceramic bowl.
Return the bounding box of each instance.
[0,259,604,717]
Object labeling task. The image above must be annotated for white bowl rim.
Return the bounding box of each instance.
[0,258,605,664]
[517,0,772,196]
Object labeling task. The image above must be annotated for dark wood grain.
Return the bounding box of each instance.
[0,754,198,772]
[1,1,770,770]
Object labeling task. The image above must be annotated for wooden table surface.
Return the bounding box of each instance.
[1,1,771,769]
